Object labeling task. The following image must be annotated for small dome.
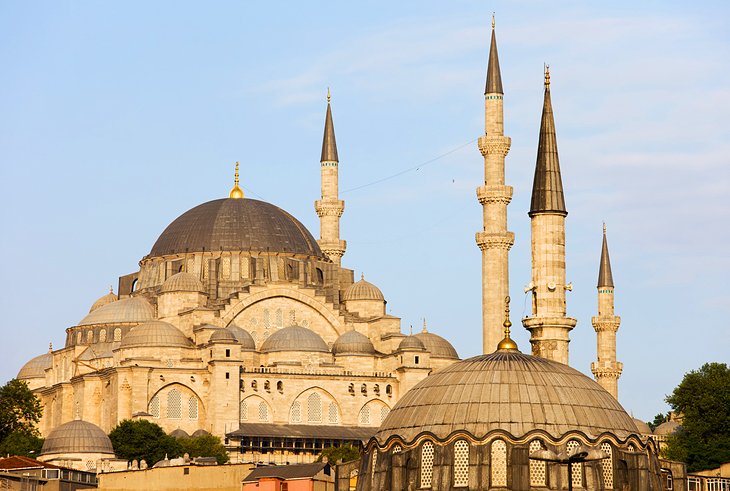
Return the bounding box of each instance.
[78,297,155,326]
[89,289,118,313]
[333,330,376,355]
[120,321,193,349]
[41,420,114,456]
[209,328,238,344]
[17,352,52,379]
[260,326,329,353]
[227,325,256,350]
[160,272,204,293]
[633,417,652,435]
[342,276,385,302]
[191,429,210,437]
[654,420,681,436]
[398,335,425,351]
[170,429,190,439]
[415,331,459,359]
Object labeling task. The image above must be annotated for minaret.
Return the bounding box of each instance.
[522,66,577,365]
[591,224,623,399]
[476,16,514,354]
[314,89,346,265]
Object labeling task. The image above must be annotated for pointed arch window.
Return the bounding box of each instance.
[188,397,198,419]
[258,401,269,421]
[149,395,160,418]
[290,401,302,423]
[167,389,182,419]
[239,399,248,422]
[307,392,322,423]
[328,402,339,423]
[359,405,371,425]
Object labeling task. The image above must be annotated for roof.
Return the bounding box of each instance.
[89,290,117,313]
[227,325,256,350]
[242,462,330,483]
[41,420,114,456]
[484,24,503,95]
[149,198,324,259]
[598,228,615,287]
[209,328,238,344]
[342,276,384,302]
[321,98,338,162]
[633,417,652,435]
[160,272,204,293]
[17,352,52,379]
[259,326,329,353]
[332,330,376,355]
[398,335,425,351]
[0,455,62,470]
[227,423,375,441]
[120,320,193,349]
[77,296,155,326]
[414,331,459,359]
[654,420,681,436]
[375,349,640,444]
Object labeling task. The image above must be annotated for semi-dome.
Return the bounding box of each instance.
[89,289,118,313]
[120,320,193,349]
[160,272,204,293]
[342,275,385,301]
[209,328,238,343]
[260,326,329,353]
[78,297,155,326]
[149,198,324,259]
[398,335,425,351]
[633,417,652,435]
[41,420,114,456]
[227,325,256,350]
[415,331,459,359]
[376,349,639,444]
[17,352,52,379]
[654,420,680,436]
[332,330,376,355]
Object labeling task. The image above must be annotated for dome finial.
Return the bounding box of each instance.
[48,342,53,353]
[327,87,331,104]
[422,318,428,333]
[361,273,364,280]
[409,324,413,336]
[229,161,244,199]
[492,12,495,30]
[544,64,551,89]
[109,285,114,294]
[497,296,519,351]
[603,221,607,235]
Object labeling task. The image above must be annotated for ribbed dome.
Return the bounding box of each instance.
[376,349,639,444]
[209,328,238,343]
[89,290,117,313]
[149,198,324,259]
[332,330,376,355]
[654,420,680,436]
[170,429,190,439]
[120,321,193,349]
[260,326,329,353]
[78,297,155,326]
[398,335,425,351]
[342,276,384,301]
[227,325,256,350]
[160,272,204,293]
[41,420,114,456]
[415,331,459,359]
[633,417,652,435]
[17,352,52,379]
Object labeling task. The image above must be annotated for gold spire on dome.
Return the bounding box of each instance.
[544,64,551,89]
[422,318,428,333]
[327,87,331,104]
[229,161,244,199]
[492,13,495,29]
[48,342,53,353]
[497,296,519,351]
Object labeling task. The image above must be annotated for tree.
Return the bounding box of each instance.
[108,420,182,465]
[664,362,730,472]
[316,445,361,464]
[0,379,43,443]
[0,431,44,458]
[177,434,229,464]
[648,413,668,432]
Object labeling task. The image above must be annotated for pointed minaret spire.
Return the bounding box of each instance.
[476,16,514,354]
[314,89,346,265]
[592,225,622,399]
[523,68,576,365]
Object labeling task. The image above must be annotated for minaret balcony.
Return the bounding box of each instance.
[477,185,513,205]
[478,135,511,156]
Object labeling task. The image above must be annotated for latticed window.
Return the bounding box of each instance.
[393,445,402,453]
[371,451,378,486]
[240,400,248,421]
[188,397,198,419]
[276,309,283,328]
[601,442,613,488]
[529,440,547,486]
[380,405,390,423]
[99,329,106,342]
[289,310,296,325]
[149,395,160,418]
[291,401,302,423]
[307,393,322,423]
[359,405,371,425]
[263,310,270,329]
[628,443,636,452]
[421,441,435,488]
[328,402,339,423]
[453,440,469,487]
[167,389,182,419]
[258,401,269,421]
[567,440,583,487]
[491,439,507,486]
[113,328,121,341]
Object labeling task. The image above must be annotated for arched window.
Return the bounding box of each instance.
[386,384,392,396]
[289,309,296,324]
[453,439,469,487]
[149,395,160,418]
[263,310,270,329]
[316,268,324,284]
[371,450,378,486]
[239,399,248,421]
[393,445,402,453]
[167,389,182,419]
[290,401,301,423]
[307,392,322,423]
[420,441,434,488]
[359,405,371,425]
[567,440,583,487]
[380,405,390,423]
[188,397,198,419]
[276,309,283,328]
[601,442,613,488]
[529,440,547,486]
[491,439,507,486]
[113,328,121,341]
[76,332,83,344]
[258,401,269,421]
[277,381,283,392]
[328,402,339,423]
[99,329,107,342]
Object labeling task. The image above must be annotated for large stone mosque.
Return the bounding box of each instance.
[14,16,683,490]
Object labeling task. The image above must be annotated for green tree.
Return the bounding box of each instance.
[108,420,182,465]
[0,431,44,458]
[648,413,668,432]
[316,445,361,464]
[664,362,730,472]
[0,379,43,443]
[177,434,229,464]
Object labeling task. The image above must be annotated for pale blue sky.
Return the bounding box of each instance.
[1,1,728,422]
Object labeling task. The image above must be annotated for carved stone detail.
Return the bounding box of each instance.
[314,200,344,218]
[475,231,514,251]
[478,135,511,157]
[477,185,513,205]
[591,316,621,332]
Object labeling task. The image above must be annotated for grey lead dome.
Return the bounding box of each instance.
[260,326,329,353]
[41,420,114,456]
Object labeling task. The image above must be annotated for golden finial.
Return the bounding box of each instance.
[327,87,331,104]
[497,296,519,351]
[603,222,607,235]
[360,273,364,281]
[492,13,495,30]
[544,64,551,89]
[409,324,413,335]
[422,318,428,333]
[109,285,114,294]
[229,161,244,199]
[48,342,53,353]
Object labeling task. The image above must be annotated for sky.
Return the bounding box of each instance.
[1,1,728,423]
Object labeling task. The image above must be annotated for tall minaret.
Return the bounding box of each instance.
[591,225,623,399]
[522,67,577,365]
[314,89,346,265]
[476,17,514,354]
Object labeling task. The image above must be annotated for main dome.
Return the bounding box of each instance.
[149,198,324,259]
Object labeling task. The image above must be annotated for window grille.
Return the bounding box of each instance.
[221,257,231,278]
[240,399,248,421]
[258,401,268,421]
[393,445,402,453]
[188,397,198,419]
[491,439,507,486]
[263,310,270,329]
[276,309,283,328]
[149,395,160,418]
[380,405,390,423]
[359,405,371,425]
[99,329,106,342]
[529,440,547,486]
[567,440,583,487]
[291,401,302,423]
[289,310,296,324]
[453,440,469,487]
[421,441,434,488]
[371,451,378,486]
[113,328,121,341]
[601,442,613,488]
[167,389,182,419]
[307,392,322,422]
[328,402,339,423]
